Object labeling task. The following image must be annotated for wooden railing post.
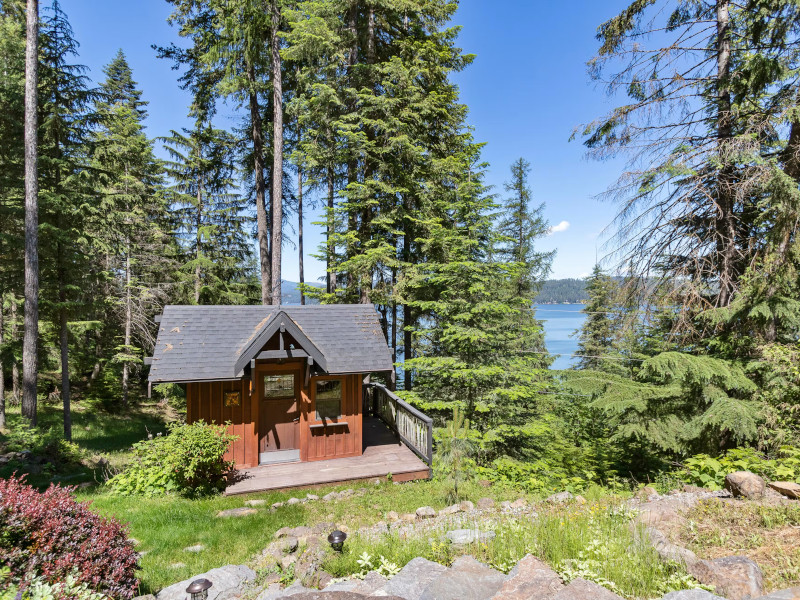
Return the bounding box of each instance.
[366,382,433,465]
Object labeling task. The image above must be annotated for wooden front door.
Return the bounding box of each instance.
[259,372,300,464]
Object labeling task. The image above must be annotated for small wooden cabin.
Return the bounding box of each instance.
[147,304,400,469]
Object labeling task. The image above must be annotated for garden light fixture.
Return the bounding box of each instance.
[186,578,212,600]
[327,529,347,552]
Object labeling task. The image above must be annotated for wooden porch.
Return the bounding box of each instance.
[225,415,431,495]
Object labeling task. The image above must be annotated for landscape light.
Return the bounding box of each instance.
[327,529,347,552]
[185,578,212,600]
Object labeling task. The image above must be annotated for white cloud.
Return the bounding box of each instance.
[548,220,570,235]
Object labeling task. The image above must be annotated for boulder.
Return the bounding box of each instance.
[381,557,448,600]
[510,498,527,509]
[767,481,800,500]
[460,500,475,511]
[325,571,389,596]
[546,491,574,504]
[445,529,496,545]
[724,472,766,500]
[287,497,302,505]
[275,536,299,555]
[322,492,339,501]
[245,499,267,507]
[155,565,256,600]
[635,486,659,501]
[683,485,711,494]
[753,588,800,599]
[550,578,624,600]
[416,506,437,519]
[490,554,563,600]
[306,494,320,501]
[477,497,495,509]
[279,593,405,600]
[439,503,463,516]
[216,507,257,518]
[689,555,765,600]
[645,527,700,567]
[636,503,681,526]
[500,501,512,511]
[419,555,505,600]
[400,513,416,522]
[385,510,399,521]
[662,591,727,600]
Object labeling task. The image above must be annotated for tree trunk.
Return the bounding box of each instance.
[270,0,283,305]
[390,264,397,391]
[22,0,39,426]
[298,165,305,305]
[122,246,132,406]
[195,174,203,304]
[327,166,336,293]
[11,298,19,403]
[403,204,412,392]
[59,301,71,440]
[715,0,736,308]
[248,65,272,305]
[0,297,5,430]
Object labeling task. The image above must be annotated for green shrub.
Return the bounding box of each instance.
[677,446,800,489]
[0,569,109,600]
[107,420,237,497]
[153,383,186,413]
[3,424,84,467]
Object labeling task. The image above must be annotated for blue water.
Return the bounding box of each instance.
[534,304,586,370]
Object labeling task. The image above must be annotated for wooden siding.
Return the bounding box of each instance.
[186,379,257,468]
[305,373,362,461]
[186,366,364,468]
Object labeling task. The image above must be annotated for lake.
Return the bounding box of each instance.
[534,304,586,370]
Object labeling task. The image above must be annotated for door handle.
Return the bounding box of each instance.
[293,417,300,423]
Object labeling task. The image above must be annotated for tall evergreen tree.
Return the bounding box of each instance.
[574,266,625,374]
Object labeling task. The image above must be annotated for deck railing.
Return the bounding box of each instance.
[365,383,433,465]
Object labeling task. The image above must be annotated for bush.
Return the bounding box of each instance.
[3,424,84,467]
[0,476,138,599]
[677,446,800,489]
[107,420,237,497]
[0,568,109,600]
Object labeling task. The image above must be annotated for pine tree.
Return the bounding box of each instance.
[162,124,254,304]
[574,266,625,374]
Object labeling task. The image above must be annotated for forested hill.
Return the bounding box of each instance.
[533,279,588,304]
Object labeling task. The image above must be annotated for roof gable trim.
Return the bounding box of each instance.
[234,310,328,375]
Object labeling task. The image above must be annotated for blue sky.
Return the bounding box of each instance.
[60,0,630,282]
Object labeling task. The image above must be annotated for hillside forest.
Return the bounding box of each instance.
[3,0,800,493]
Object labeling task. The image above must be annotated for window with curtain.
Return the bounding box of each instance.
[315,379,342,420]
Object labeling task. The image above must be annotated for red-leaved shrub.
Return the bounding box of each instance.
[0,475,139,599]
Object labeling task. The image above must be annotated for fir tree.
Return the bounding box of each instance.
[574,266,625,375]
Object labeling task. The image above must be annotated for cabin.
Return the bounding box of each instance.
[146,304,432,494]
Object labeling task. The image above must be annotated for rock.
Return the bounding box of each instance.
[490,555,563,600]
[546,491,573,504]
[275,527,294,539]
[683,485,711,494]
[133,595,157,600]
[184,544,206,553]
[477,497,495,509]
[420,555,505,600]
[550,578,623,600]
[272,502,286,509]
[245,499,267,507]
[754,588,800,600]
[662,591,727,600]
[724,471,766,500]
[216,507,258,518]
[479,479,492,487]
[439,503,462,516]
[400,512,416,522]
[156,565,256,600]
[382,557,448,600]
[636,503,681,526]
[339,489,355,498]
[445,529,496,545]
[306,494,320,501]
[385,510,400,521]
[275,536,299,555]
[281,554,297,570]
[689,555,765,600]
[416,506,436,519]
[326,571,389,596]
[322,492,339,501]
[510,498,527,509]
[500,501,512,511]
[636,486,658,500]
[287,497,302,505]
[574,495,587,505]
[312,522,337,535]
[254,583,283,600]
[645,527,700,567]
[460,500,475,511]
[282,593,404,600]
[767,481,800,499]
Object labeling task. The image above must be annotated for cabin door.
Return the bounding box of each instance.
[259,372,300,464]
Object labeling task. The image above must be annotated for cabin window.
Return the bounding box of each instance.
[315,379,342,420]
[263,374,294,398]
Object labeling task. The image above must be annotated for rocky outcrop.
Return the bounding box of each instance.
[489,555,563,600]
[380,557,448,600]
[724,472,766,500]
[689,556,764,600]
[418,556,506,600]
[767,481,800,500]
[154,565,256,600]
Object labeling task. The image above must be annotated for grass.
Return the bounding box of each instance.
[674,498,800,592]
[321,499,702,600]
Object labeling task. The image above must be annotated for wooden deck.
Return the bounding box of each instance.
[224,417,431,495]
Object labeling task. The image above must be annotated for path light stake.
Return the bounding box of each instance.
[327,529,347,552]
[186,578,212,600]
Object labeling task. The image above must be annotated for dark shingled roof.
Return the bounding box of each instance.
[148,304,393,383]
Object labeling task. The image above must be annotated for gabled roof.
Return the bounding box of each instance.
[147,304,394,383]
